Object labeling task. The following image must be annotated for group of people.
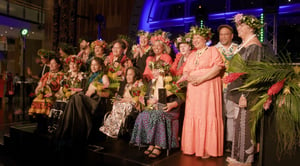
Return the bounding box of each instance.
[26,13,272,165]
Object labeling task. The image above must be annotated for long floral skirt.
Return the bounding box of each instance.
[99,102,134,138]
[130,110,179,149]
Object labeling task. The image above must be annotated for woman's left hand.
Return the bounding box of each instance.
[191,77,204,86]
[163,102,178,112]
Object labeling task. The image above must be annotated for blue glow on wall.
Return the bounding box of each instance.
[139,2,300,31]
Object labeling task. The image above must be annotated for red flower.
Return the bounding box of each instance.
[222,72,246,84]
[109,68,115,72]
[263,96,272,110]
[267,79,286,96]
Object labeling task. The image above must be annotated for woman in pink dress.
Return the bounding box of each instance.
[180,26,225,158]
[143,30,173,81]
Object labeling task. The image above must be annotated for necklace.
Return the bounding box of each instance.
[233,34,256,55]
[194,46,208,66]
[219,43,238,61]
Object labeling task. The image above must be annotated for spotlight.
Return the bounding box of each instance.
[20,28,28,36]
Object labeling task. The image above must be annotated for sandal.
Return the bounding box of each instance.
[144,145,154,155]
[148,146,162,158]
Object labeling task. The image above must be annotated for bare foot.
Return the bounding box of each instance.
[144,145,154,155]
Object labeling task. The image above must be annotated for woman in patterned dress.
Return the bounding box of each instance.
[28,57,64,117]
[130,64,184,158]
[28,57,64,133]
[226,14,266,166]
[99,67,143,138]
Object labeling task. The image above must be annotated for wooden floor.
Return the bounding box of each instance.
[0,122,230,166]
[0,97,232,166]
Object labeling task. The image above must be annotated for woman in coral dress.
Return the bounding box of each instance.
[180,26,224,158]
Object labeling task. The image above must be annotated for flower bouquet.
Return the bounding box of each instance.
[107,62,123,82]
[129,81,147,110]
[224,52,300,158]
[164,75,187,100]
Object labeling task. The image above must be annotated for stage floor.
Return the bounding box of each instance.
[1,123,229,166]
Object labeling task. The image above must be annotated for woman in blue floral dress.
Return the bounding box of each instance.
[130,64,184,158]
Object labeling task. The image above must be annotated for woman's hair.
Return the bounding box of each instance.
[118,67,141,97]
[50,56,62,71]
[125,66,141,84]
[110,39,126,50]
[91,57,107,73]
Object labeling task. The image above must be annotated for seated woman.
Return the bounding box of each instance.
[48,55,85,134]
[130,62,185,158]
[55,57,109,147]
[28,57,64,132]
[99,67,144,138]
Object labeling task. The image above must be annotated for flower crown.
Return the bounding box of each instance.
[233,13,264,35]
[150,29,171,46]
[37,49,55,58]
[189,26,213,41]
[65,55,83,66]
[91,40,107,50]
[174,33,192,48]
[137,30,150,38]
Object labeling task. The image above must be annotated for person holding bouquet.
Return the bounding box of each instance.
[99,67,144,138]
[55,57,109,148]
[130,61,185,158]
[28,57,64,133]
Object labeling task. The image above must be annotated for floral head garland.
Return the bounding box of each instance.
[233,13,264,35]
[37,49,55,59]
[91,40,107,50]
[150,29,171,46]
[189,26,213,41]
[174,33,192,48]
[65,55,83,66]
[137,30,150,39]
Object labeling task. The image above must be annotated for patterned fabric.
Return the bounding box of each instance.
[130,110,179,149]
[228,45,263,164]
[28,71,64,116]
[99,102,134,138]
[231,108,255,163]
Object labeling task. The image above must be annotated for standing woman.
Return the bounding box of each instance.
[226,14,265,166]
[180,26,224,158]
[143,30,173,81]
[131,30,151,73]
[170,33,192,76]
